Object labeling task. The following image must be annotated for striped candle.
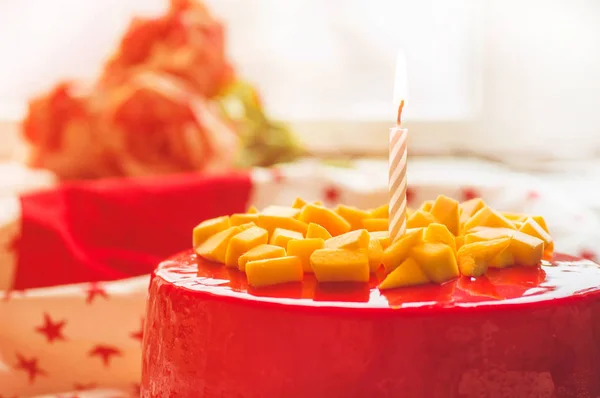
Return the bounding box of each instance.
[388,101,408,242]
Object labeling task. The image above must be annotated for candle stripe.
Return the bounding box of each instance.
[389,127,408,242]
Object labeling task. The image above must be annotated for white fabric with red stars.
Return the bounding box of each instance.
[1,158,600,397]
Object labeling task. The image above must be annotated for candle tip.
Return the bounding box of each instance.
[396,100,404,126]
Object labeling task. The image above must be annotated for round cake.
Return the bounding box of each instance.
[141,251,600,398]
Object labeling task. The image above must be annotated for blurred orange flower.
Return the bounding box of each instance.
[101,0,233,98]
[100,73,239,177]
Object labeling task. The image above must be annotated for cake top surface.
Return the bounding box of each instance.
[156,250,600,312]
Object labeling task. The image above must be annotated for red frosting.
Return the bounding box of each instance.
[142,251,600,397]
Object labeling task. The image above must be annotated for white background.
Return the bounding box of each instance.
[0,0,599,160]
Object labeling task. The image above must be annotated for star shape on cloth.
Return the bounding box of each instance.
[579,249,598,263]
[74,382,97,391]
[35,313,67,343]
[526,191,540,200]
[323,186,341,205]
[461,187,479,201]
[14,353,47,383]
[270,168,284,183]
[406,187,415,205]
[89,345,122,367]
[85,282,109,304]
[130,318,144,343]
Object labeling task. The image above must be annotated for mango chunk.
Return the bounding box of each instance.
[379,257,430,289]
[310,248,370,283]
[238,244,286,272]
[456,237,511,277]
[368,239,384,272]
[382,228,424,273]
[460,198,486,219]
[193,216,230,247]
[325,229,370,250]
[407,210,436,229]
[246,256,303,288]
[532,215,550,234]
[257,214,308,236]
[262,205,301,219]
[270,228,304,248]
[247,206,259,214]
[292,197,307,209]
[299,204,351,236]
[430,195,461,235]
[419,200,434,212]
[195,226,242,263]
[225,226,269,267]
[410,242,459,284]
[336,205,370,230]
[501,212,527,222]
[369,204,389,218]
[519,218,554,255]
[463,207,516,232]
[287,238,325,272]
[230,213,259,226]
[465,227,544,267]
[306,222,333,240]
[455,235,465,250]
[362,218,388,232]
[424,223,456,252]
[369,231,391,250]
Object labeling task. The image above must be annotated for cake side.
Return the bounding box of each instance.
[142,251,600,398]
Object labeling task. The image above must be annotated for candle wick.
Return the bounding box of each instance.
[396,100,404,126]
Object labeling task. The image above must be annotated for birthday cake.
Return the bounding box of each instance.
[141,196,600,398]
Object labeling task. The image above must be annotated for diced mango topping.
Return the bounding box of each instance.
[246,256,303,288]
[193,216,230,247]
[362,218,388,232]
[379,257,430,289]
[238,244,286,272]
[306,222,333,240]
[195,226,242,263]
[411,243,459,284]
[369,231,391,250]
[230,213,259,226]
[288,238,325,272]
[325,229,370,250]
[191,196,552,289]
[310,249,370,283]
[369,204,389,218]
[430,195,461,235]
[406,210,436,229]
[299,204,351,236]
[225,226,268,268]
[336,205,370,230]
[382,228,424,273]
[367,239,384,273]
[270,228,304,248]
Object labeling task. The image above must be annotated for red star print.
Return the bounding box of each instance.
[324,186,341,205]
[406,187,415,205]
[14,353,47,383]
[579,249,598,263]
[35,313,67,343]
[74,382,97,391]
[130,318,144,342]
[85,282,108,304]
[461,187,479,201]
[270,168,284,183]
[527,191,540,200]
[89,345,122,367]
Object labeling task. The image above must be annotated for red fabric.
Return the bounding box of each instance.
[14,172,252,290]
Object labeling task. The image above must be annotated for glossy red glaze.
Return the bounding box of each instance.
[142,251,600,398]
